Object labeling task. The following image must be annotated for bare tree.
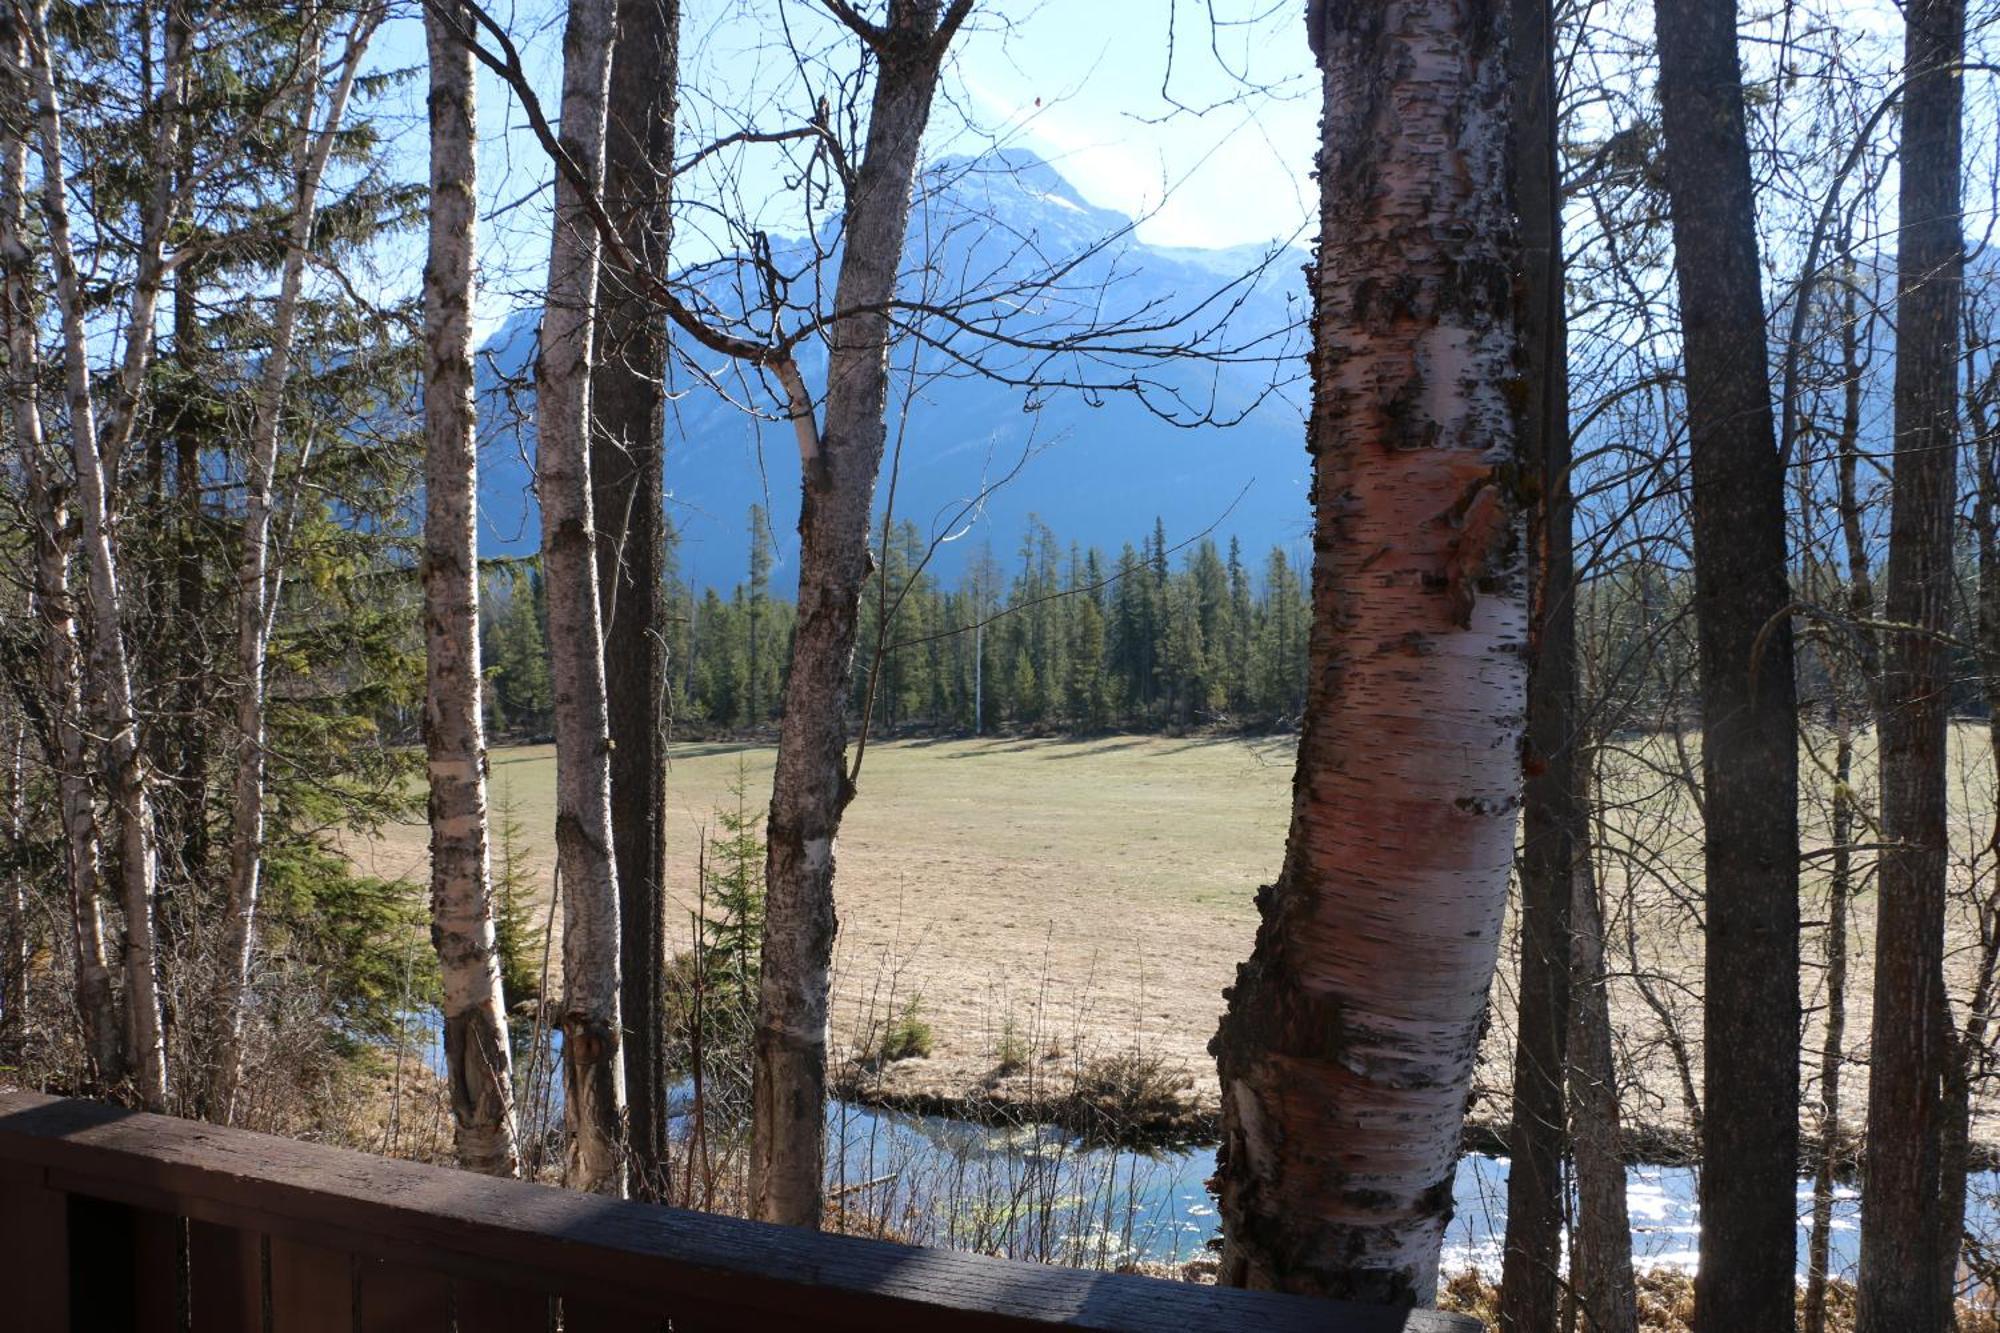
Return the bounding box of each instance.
[1498,0,1576,1322]
[538,0,627,1197]
[210,2,382,1123]
[422,0,518,1180]
[1209,0,1527,1303]
[21,0,187,1110]
[1857,1,1966,1326]
[1569,781,1639,1333]
[0,10,121,1085]
[1653,0,1802,1324]
[748,0,972,1230]
[591,0,677,1201]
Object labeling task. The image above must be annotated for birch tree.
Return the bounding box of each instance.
[0,14,121,1085]
[749,0,972,1230]
[210,2,382,1123]
[1857,1,1965,1325]
[21,0,186,1111]
[1208,0,1527,1303]
[422,0,518,1180]
[537,0,627,1197]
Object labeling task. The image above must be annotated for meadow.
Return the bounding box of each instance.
[350,734,1294,1115]
[349,726,2000,1152]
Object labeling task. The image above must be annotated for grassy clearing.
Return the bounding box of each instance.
[348,724,2000,1146]
[347,734,1295,1104]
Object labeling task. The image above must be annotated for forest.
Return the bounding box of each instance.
[1,0,1998,1331]
[482,513,1314,736]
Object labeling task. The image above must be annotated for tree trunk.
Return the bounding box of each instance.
[1802,724,1854,1333]
[750,0,966,1230]
[211,10,378,1124]
[1653,2,1803,1326]
[0,43,122,1083]
[1568,807,1639,1333]
[591,0,678,1203]
[422,0,519,1181]
[1498,0,1575,1323]
[1806,278,1869,1333]
[1856,2,1964,1328]
[539,0,627,1198]
[1208,0,1528,1303]
[25,0,182,1111]
[2,721,20,1054]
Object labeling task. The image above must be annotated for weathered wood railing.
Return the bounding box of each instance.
[0,1090,1474,1331]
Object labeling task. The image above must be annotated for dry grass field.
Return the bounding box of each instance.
[348,734,1291,1112]
[347,725,2000,1148]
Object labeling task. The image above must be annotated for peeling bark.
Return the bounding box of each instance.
[1856,3,1965,1329]
[750,0,967,1230]
[422,0,519,1180]
[539,0,627,1197]
[1209,0,1528,1304]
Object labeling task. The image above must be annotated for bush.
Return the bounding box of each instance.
[992,1014,1029,1075]
[874,995,933,1063]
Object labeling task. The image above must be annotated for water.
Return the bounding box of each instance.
[399,1013,1995,1279]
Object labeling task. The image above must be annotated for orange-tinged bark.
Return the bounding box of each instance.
[1211,0,1527,1306]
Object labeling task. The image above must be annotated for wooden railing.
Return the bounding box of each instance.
[0,1090,1475,1331]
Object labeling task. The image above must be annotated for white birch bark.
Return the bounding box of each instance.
[209,5,381,1125]
[0,23,123,1081]
[538,0,626,1197]
[22,0,184,1110]
[750,0,968,1229]
[1209,0,1527,1303]
[422,0,518,1178]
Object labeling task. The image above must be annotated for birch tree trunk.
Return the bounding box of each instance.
[539,0,627,1197]
[1497,0,1576,1322]
[24,0,183,1111]
[1208,0,1528,1303]
[1653,1,1803,1324]
[422,0,519,1180]
[211,9,379,1123]
[0,37,121,1082]
[750,0,969,1229]
[1567,813,1638,1333]
[592,0,678,1200]
[1856,2,1965,1326]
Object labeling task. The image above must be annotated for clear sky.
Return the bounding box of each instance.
[367,1,1320,327]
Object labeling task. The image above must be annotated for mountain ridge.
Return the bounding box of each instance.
[473,149,1311,587]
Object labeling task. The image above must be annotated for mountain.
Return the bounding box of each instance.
[473,150,1312,588]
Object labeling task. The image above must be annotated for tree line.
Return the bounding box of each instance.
[482,512,1313,738]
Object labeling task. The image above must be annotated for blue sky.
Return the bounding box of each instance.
[366,1,1320,330]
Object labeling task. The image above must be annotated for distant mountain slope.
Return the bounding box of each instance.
[474,150,1311,587]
